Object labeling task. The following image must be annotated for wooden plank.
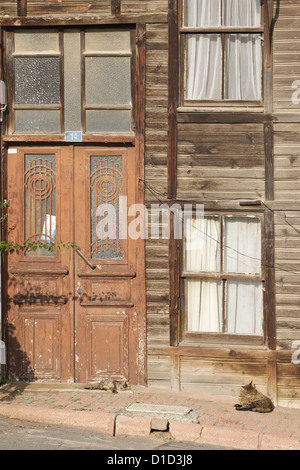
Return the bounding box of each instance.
[167,0,178,199]
[0,13,168,26]
[177,113,274,124]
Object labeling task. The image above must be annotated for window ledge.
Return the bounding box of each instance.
[177,106,265,113]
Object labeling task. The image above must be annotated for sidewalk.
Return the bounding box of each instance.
[0,382,300,450]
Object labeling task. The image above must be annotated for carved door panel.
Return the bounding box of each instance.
[6,146,73,381]
[73,147,140,384]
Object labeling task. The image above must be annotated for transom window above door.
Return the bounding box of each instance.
[180,0,264,105]
[6,28,133,135]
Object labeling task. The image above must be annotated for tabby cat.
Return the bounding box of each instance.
[234,381,274,413]
[85,379,129,393]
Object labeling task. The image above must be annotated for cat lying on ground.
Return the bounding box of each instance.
[234,381,274,413]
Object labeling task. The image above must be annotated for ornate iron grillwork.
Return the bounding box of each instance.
[24,154,56,256]
[90,155,124,260]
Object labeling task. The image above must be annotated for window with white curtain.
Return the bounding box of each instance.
[181,0,263,103]
[182,214,263,336]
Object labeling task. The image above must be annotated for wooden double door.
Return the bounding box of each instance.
[5,145,145,384]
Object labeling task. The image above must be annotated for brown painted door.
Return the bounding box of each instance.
[5,145,145,384]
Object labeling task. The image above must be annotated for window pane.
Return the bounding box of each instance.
[14,30,59,53]
[90,155,124,260]
[225,34,262,100]
[15,56,60,105]
[183,0,221,27]
[85,29,131,53]
[86,110,131,133]
[226,280,263,335]
[224,216,261,274]
[184,215,221,273]
[185,279,222,332]
[85,57,131,106]
[15,109,60,133]
[223,0,261,27]
[185,34,222,100]
[24,154,56,257]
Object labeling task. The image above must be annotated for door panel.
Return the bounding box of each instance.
[5,145,144,384]
[73,147,136,383]
[6,146,74,381]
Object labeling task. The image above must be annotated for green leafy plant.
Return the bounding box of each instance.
[0,200,77,253]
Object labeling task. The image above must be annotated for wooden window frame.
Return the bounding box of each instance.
[4,26,136,141]
[178,0,267,109]
[169,207,276,348]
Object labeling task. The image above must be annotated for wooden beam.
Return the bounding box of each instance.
[169,212,180,347]
[111,0,121,16]
[135,24,147,385]
[264,210,276,351]
[17,0,27,16]
[264,122,274,201]
[167,0,178,199]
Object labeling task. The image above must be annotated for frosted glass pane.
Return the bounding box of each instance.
[226,280,263,335]
[85,29,131,53]
[15,56,60,105]
[85,57,131,105]
[86,110,131,133]
[14,30,59,53]
[64,30,82,131]
[15,110,60,133]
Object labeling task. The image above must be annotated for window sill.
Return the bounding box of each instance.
[181,332,265,347]
[177,106,264,113]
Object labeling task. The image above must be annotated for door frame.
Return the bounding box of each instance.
[0,23,147,384]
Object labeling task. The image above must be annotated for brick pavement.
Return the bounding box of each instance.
[0,383,300,449]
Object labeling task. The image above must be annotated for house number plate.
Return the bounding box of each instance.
[65,131,82,142]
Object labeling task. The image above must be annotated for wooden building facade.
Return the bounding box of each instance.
[0,0,300,407]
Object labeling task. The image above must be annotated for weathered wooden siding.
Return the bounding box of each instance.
[0,1,169,18]
[273,0,300,112]
[177,123,265,200]
[2,0,300,407]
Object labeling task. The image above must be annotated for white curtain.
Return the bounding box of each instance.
[184,216,222,332]
[224,216,261,274]
[184,215,263,335]
[226,280,263,334]
[185,0,262,100]
[224,217,263,334]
